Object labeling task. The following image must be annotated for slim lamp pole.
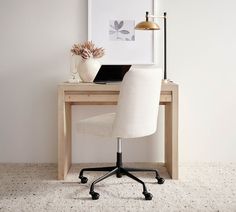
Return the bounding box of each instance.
[163,12,167,80]
[135,11,169,81]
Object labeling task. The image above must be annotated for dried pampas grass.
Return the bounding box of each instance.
[71,41,105,60]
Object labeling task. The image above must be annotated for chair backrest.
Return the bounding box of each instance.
[112,68,163,138]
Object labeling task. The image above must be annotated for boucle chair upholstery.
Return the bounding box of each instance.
[77,68,164,200]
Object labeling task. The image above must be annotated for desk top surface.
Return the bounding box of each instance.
[58,80,178,92]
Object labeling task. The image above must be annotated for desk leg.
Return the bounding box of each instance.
[58,89,72,180]
[165,87,178,179]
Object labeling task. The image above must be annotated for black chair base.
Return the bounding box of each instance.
[79,153,164,200]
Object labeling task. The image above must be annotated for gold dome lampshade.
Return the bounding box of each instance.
[135,21,160,30]
[135,11,160,30]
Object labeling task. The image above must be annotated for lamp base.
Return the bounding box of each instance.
[163,79,173,84]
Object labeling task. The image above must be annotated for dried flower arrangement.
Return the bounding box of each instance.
[71,41,105,60]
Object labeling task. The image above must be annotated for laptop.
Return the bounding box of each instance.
[93,65,131,83]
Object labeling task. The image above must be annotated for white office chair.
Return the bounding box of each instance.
[78,68,164,200]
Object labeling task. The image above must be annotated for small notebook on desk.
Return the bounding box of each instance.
[93,65,131,84]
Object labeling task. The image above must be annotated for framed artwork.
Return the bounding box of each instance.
[88,0,157,65]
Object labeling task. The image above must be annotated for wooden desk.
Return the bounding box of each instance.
[58,81,178,180]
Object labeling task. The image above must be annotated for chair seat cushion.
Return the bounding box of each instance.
[77,113,115,137]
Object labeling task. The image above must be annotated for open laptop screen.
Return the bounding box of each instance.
[93,65,131,83]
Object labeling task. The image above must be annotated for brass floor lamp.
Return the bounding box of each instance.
[135,11,169,82]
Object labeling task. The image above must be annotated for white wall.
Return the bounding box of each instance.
[0,0,84,162]
[0,0,236,163]
[163,0,236,162]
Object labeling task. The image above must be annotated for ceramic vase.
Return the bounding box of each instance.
[77,58,101,82]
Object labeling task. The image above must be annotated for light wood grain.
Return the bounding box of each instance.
[58,87,66,180]
[165,86,178,179]
[58,81,178,180]
[64,92,171,103]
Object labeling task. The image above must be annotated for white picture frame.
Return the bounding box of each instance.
[88,0,157,65]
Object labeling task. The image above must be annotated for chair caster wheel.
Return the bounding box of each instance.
[80,176,88,184]
[116,173,122,178]
[157,177,165,184]
[90,191,100,200]
[143,192,153,200]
